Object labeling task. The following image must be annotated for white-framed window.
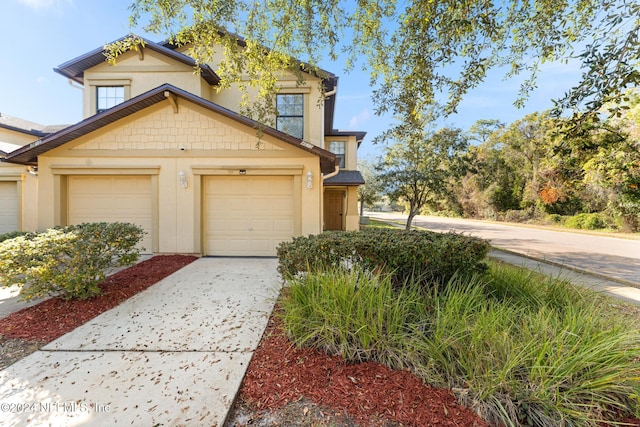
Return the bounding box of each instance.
[328,141,346,168]
[276,94,304,138]
[96,86,125,113]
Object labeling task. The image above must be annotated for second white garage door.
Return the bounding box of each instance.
[0,181,18,234]
[68,176,153,253]
[204,176,295,256]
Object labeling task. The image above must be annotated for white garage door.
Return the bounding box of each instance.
[68,176,153,253]
[0,181,18,234]
[204,176,295,256]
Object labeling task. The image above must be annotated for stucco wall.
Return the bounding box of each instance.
[0,127,39,147]
[83,50,207,118]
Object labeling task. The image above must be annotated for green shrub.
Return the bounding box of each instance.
[565,213,608,230]
[277,228,489,288]
[0,230,31,243]
[0,222,145,300]
[544,213,564,224]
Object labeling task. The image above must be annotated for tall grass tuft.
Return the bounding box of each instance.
[279,266,430,371]
[421,265,640,426]
[279,260,640,426]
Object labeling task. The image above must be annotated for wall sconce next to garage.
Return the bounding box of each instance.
[178,170,188,189]
[306,170,313,189]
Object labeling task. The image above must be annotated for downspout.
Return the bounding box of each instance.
[322,165,339,180]
[324,86,337,97]
[68,79,83,90]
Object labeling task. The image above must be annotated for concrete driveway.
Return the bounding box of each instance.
[0,257,281,426]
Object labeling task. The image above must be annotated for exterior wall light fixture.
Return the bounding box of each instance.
[178,170,188,189]
[306,170,313,189]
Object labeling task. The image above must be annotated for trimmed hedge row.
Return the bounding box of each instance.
[277,228,490,286]
[0,222,145,300]
[0,230,30,243]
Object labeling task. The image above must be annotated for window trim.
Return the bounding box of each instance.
[276,93,304,139]
[328,141,346,168]
[96,86,125,114]
[87,79,131,116]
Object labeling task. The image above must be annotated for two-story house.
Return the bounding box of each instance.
[1,36,365,256]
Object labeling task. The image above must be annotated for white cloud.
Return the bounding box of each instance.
[17,0,71,11]
[36,76,48,84]
[348,109,371,128]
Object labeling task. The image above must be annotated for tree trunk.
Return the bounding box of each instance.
[360,200,364,217]
[406,211,416,230]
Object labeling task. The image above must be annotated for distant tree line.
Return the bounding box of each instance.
[361,91,640,232]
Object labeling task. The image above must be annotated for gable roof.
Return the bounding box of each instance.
[54,36,221,86]
[6,84,337,173]
[55,34,364,145]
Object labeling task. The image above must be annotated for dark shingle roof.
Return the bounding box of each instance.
[6,84,337,173]
[323,170,365,186]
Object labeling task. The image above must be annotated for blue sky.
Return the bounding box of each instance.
[0,0,584,159]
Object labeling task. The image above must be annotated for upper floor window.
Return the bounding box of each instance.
[328,141,346,168]
[276,94,304,139]
[97,86,125,113]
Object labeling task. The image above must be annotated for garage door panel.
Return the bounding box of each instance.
[68,176,153,253]
[249,239,273,253]
[204,176,295,256]
[0,182,18,234]
[273,220,294,232]
[209,218,248,233]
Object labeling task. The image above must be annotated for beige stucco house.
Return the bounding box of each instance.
[1,36,365,256]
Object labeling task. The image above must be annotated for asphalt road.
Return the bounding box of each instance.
[367,212,640,286]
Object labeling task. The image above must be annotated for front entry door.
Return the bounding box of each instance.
[324,191,344,230]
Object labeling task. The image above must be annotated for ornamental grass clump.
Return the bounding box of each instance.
[0,222,145,300]
[418,265,640,427]
[279,266,431,371]
[279,258,640,426]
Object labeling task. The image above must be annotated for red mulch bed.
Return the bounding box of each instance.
[239,314,489,427]
[0,255,197,342]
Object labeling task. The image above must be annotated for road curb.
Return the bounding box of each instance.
[488,248,639,289]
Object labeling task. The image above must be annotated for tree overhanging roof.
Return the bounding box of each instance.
[54,35,221,86]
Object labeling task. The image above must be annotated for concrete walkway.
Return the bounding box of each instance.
[0,257,281,426]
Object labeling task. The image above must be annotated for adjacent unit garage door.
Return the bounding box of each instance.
[68,176,153,253]
[0,181,18,234]
[204,176,295,256]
